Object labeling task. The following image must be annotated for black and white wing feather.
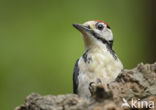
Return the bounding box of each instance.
[73,59,79,94]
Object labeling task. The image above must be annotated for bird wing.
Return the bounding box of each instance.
[73,59,79,94]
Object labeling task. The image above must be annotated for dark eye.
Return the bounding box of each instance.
[97,24,104,30]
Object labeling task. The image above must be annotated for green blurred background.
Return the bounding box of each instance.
[0,0,155,110]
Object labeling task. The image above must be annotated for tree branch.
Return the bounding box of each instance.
[15,63,156,110]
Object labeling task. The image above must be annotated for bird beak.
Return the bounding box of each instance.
[72,24,91,34]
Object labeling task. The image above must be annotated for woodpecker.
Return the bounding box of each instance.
[72,20,123,98]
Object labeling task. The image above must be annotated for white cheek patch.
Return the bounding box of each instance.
[101,29,113,41]
[93,29,113,41]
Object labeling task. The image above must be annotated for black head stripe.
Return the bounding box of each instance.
[107,25,111,29]
[91,30,109,44]
[108,40,113,49]
[90,31,116,60]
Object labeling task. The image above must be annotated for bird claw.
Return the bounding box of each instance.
[89,79,113,100]
[89,82,96,96]
[89,79,105,97]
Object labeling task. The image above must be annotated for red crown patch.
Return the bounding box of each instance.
[94,20,109,27]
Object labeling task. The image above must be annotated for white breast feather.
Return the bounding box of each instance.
[77,46,123,98]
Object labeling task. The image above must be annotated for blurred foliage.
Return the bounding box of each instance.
[0,0,154,110]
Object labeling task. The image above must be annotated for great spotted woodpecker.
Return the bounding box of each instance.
[72,20,123,98]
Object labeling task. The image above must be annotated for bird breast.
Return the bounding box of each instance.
[79,47,123,84]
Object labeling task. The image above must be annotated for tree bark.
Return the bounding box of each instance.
[15,62,156,110]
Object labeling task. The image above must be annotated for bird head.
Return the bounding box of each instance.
[73,20,113,50]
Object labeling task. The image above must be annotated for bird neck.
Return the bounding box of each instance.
[84,41,117,60]
[84,40,113,52]
[84,42,107,52]
[83,35,113,51]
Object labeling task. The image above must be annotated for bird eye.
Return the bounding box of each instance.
[97,23,104,30]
